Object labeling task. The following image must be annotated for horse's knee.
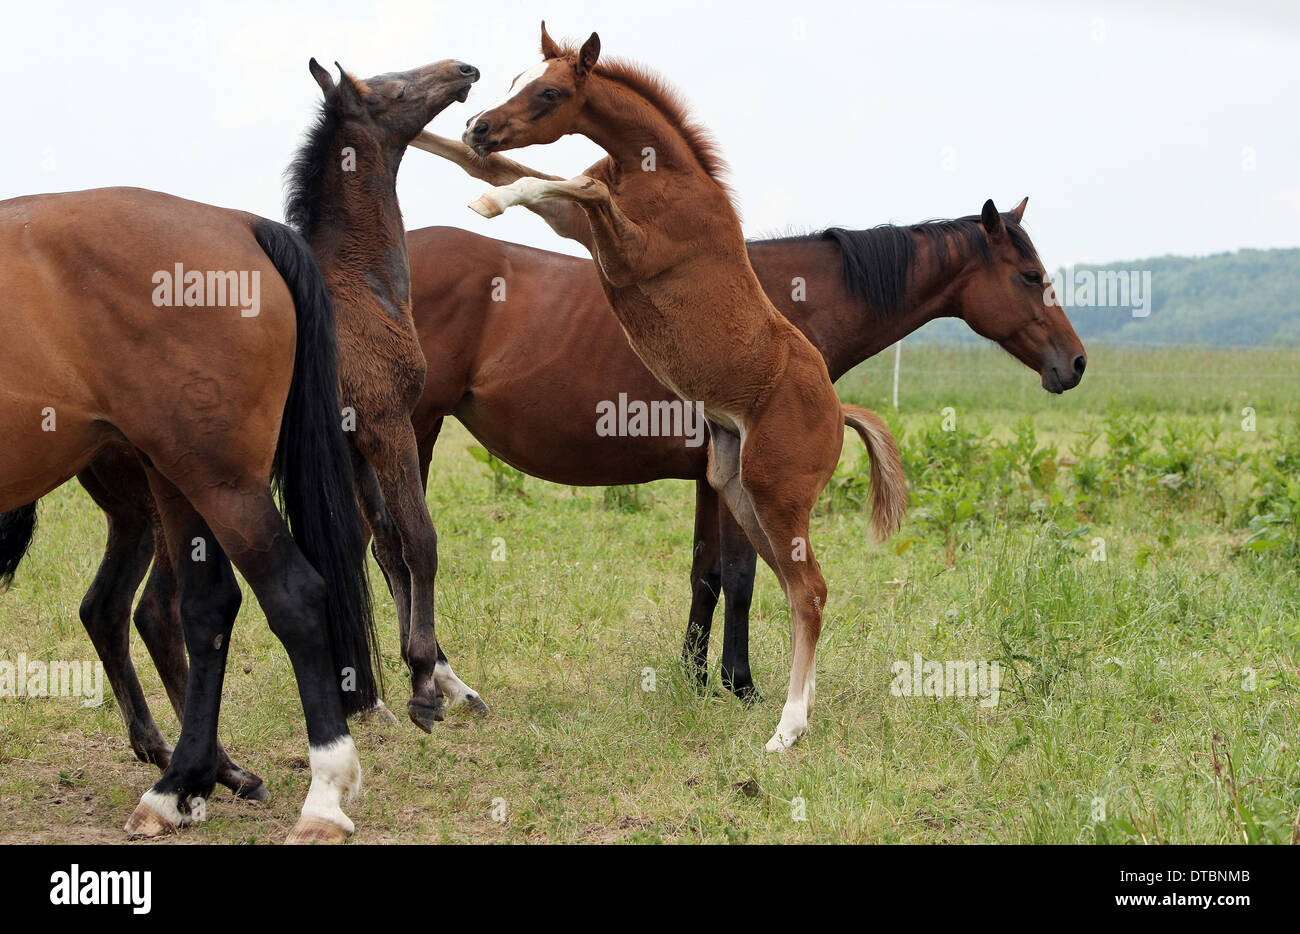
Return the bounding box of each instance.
[264,571,327,649]
[177,576,241,655]
[691,539,721,596]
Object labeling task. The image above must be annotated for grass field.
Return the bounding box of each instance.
[2,344,1298,844]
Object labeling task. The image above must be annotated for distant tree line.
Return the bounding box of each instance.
[915,247,1300,347]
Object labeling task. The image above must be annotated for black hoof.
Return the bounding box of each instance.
[234,779,270,803]
[465,694,490,718]
[724,678,761,706]
[407,697,445,732]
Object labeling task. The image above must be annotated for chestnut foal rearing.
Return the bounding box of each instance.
[463,25,906,750]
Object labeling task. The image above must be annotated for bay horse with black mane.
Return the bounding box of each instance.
[462,23,909,750]
[0,55,478,843]
[407,127,1085,698]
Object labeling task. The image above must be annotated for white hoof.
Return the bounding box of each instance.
[764,702,808,752]
[469,191,507,218]
[299,735,362,835]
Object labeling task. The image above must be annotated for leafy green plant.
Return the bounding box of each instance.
[1242,420,1300,556]
[467,444,528,499]
[602,484,651,513]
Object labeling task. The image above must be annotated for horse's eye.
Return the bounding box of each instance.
[1022,270,1043,285]
[395,87,406,100]
[541,88,561,102]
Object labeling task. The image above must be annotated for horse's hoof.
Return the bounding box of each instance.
[356,700,400,727]
[234,780,270,803]
[124,801,176,838]
[407,697,445,733]
[730,684,762,707]
[468,193,504,218]
[464,693,490,718]
[764,724,805,753]
[764,733,793,753]
[285,816,350,845]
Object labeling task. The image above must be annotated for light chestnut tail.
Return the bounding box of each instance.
[841,403,907,542]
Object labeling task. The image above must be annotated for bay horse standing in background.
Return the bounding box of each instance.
[462,24,907,750]
[411,125,1085,697]
[0,187,379,844]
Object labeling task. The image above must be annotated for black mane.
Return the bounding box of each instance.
[760,216,1039,318]
[284,99,341,237]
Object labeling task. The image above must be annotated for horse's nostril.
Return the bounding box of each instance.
[459,63,478,77]
[471,119,490,137]
[1073,354,1087,376]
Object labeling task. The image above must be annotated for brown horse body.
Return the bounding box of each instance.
[0,186,380,842]
[462,26,911,749]
[293,58,487,733]
[0,55,480,844]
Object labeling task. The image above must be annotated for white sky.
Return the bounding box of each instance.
[3,0,1297,268]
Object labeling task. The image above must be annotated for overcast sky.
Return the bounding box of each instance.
[4,0,1296,268]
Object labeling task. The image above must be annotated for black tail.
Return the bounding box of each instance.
[0,503,38,591]
[253,218,381,715]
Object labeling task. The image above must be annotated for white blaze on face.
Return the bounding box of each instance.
[472,60,550,123]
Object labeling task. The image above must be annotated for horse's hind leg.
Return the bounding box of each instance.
[76,462,173,769]
[681,479,722,691]
[133,534,268,799]
[718,503,760,702]
[124,477,244,837]
[707,421,834,751]
[126,477,364,843]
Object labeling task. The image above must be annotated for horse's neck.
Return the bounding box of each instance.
[767,234,969,381]
[311,128,411,319]
[577,77,706,183]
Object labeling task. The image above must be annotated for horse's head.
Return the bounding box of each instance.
[959,198,1087,394]
[463,21,600,156]
[309,58,479,148]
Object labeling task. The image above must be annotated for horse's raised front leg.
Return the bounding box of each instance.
[412,131,594,248]
[468,175,657,286]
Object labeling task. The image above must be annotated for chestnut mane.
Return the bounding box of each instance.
[555,44,731,192]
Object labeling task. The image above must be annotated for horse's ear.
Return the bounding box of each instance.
[576,32,601,76]
[335,63,366,116]
[1011,196,1028,223]
[540,20,562,59]
[309,58,335,96]
[981,199,1007,240]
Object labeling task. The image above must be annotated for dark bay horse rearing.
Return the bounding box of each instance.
[463,24,909,750]
[0,188,379,844]
[293,57,487,734]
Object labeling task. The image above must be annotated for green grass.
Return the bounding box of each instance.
[1,344,1298,843]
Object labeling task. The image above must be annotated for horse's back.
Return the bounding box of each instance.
[404,225,706,483]
[0,187,298,503]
